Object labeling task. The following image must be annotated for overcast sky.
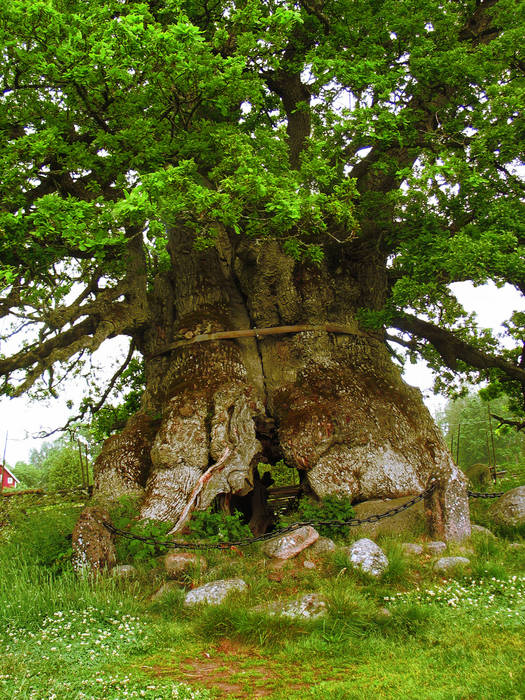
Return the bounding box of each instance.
[1,281,523,466]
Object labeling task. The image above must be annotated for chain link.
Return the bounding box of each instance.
[103,482,437,551]
[102,483,515,552]
[467,490,506,499]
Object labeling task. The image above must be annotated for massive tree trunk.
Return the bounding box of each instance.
[93,230,470,541]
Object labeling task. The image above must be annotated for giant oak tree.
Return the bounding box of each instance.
[1,0,524,540]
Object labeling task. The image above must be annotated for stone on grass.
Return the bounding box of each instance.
[508,542,524,551]
[72,506,116,575]
[308,536,336,555]
[470,524,496,538]
[425,541,446,555]
[401,543,423,556]
[184,578,247,607]
[350,496,426,538]
[150,581,181,601]
[303,560,316,569]
[165,552,207,579]
[262,526,319,560]
[280,594,327,619]
[347,538,388,578]
[433,556,471,574]
[112,564,137,578]
[488,486,525,526]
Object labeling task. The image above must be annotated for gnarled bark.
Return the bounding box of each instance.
[89,236,470,543]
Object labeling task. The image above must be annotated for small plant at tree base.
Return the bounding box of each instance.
[188,510,252,543]
[281,496,355,539]
[109,495,172,563]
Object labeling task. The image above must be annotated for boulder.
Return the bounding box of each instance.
[349,496,426,538]
[464,463,491,487]
[184,578,247,606]
[151,581,182,601]
[72,506,116,575]
[470,524,496,538]
[308,536,336,555]
[488,486,525,527]
[347,538,389,578]
[262,526,319,560]
[164,551,207,579]
[425,541,446,555]
[280,594,327,619]
[401,543,423,556]
[433,556,471,574]
[112,564,137,578]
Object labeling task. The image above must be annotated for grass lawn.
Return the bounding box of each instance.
[0,473,524,699]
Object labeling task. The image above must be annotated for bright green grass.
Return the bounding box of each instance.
[1,476,524,700]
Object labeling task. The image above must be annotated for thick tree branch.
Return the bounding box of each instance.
[391,313,525,388]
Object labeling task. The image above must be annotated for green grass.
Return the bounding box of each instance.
[1,475,524,700]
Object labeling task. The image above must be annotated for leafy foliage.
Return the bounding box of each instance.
[188,509,252,543]
[109,495,172,562]
[0,0,523,421]
[12,432,96,490]
[284,496,355,539]
[436,391,525,468]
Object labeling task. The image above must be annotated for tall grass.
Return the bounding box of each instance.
[0,545,140,631]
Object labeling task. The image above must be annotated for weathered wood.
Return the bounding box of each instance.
[168,447,231,535]
[151,323,368,358]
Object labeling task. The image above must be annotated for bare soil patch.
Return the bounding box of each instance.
[143,639,310,698]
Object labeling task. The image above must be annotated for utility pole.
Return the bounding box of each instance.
[487,403,497,483]
[1,432,8,494]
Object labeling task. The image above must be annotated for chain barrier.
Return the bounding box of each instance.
[102,482,437,551]
[467,490,506,499]
[102,483,517,552]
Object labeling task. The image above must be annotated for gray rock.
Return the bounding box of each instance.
[303,560,316,569]
[433,556,471,574]
[349,496,426,538]
[184,578,247,606]
[347,538,389,577]
[308,536,336,555]
[262,526,319,560]
[488,486,525,526]
[280,593,327,619]
[165,552,207,579]
[465,463,492,487]
[112,564,137,578]
[456,545,475,556]
[150,581,181,601]
[508,542,524,550]
[471,524,496,538]
[425,541,447,555]
[401,543,423,556]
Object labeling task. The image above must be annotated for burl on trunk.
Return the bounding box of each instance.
[84,234,470,555]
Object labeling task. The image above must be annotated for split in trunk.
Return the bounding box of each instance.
[89,234,470,544]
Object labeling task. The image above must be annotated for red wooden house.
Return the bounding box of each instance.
[1,464,20,490]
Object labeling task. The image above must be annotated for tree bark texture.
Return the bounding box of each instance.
[92,231,470,541]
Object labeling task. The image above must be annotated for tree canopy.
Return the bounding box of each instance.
[1,0,524,424]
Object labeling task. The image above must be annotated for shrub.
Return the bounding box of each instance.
[7,504,80,571]
[188,509,252,543]
[109,495,172,563]
[282,496,355,539]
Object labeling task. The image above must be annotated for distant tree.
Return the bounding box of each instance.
[12,432,96,491]
[436,392,525,468]
[10,459,45,489]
